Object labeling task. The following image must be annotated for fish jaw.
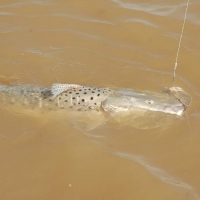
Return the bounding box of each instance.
[164,87,191,107]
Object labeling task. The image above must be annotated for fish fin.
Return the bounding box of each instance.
[51,83,80,99]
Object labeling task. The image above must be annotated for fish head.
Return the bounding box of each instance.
[102,88,191,116]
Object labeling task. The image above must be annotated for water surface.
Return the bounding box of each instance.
[0,0,200,199]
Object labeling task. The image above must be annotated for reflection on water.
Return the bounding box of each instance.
[0,0,200,199]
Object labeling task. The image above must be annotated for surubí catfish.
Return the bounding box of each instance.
[0,83,191,116]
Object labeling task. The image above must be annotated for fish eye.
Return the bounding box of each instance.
[146,100,154,104]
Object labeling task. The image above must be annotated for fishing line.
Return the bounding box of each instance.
[173,0,190,84]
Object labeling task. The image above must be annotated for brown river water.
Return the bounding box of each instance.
[0,0,200,199]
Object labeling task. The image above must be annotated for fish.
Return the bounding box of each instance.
[0,83,191,116]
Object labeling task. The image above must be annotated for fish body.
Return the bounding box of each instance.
[0,84,191,116]
[0,84,114,111]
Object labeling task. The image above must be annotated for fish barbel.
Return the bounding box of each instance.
[0,83,191,116]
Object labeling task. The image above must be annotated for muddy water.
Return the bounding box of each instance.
[0,0,200,199]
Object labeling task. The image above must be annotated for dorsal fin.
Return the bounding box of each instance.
[51,83,80,99]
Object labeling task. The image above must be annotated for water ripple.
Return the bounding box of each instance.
[112,0,193,17]
[0,0,53,8]
[114,151,200,199]
[0,12,15,16]
[50,13,114,25]
[123,18,157,28]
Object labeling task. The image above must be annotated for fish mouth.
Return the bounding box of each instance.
[102,87,191,116]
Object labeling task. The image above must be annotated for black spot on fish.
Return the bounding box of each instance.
[97,94,100,96]
[65,100,68,102]
[73,103,76,105]
[82,99,85,102]
[90,97,93,100]
[92,91,95,93]
[69,92,72,94]
[65,94,68,96]
[72,97,75,100]
[94,103,97,105]
[76,93,79,95]
[84,92,87,94]
[79,89,82,91]
[59,97,61,100]
[98,90,100,92]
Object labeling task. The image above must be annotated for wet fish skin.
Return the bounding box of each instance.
[0,84,114,111]
[103,87,191,116]
[0,84,51,108]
